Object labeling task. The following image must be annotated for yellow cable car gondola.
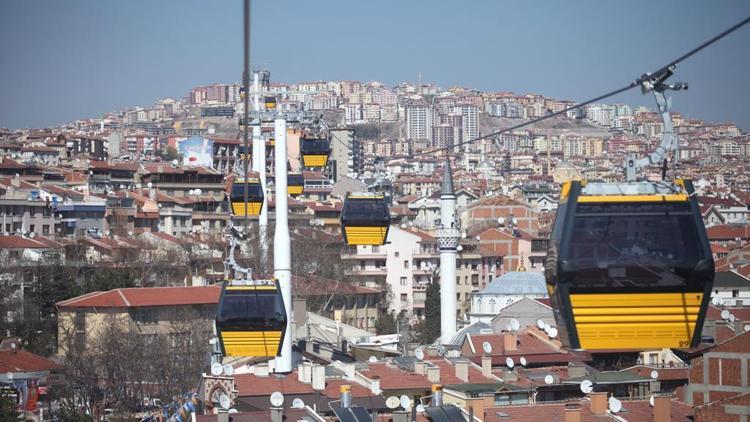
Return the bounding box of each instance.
[230,176,263,217]
[216,279,287,357]
[300,137,330,168]
[288,173,304,197]
[264,96,277,109]
[341,193,390,246]
[546,180,714,350]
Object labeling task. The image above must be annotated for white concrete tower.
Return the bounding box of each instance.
[273,115,292,373]
[438,159,460,343]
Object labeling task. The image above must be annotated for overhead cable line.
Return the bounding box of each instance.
[408,15,750,158]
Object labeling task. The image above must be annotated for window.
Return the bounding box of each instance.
[404,260,409,269]
[133,308,159,324]
[42,225,49,235]
[400,277,407,286]
[395,251,399,258]
[400,294,407,303]
[732,290,739,298]
[29,224,35,233]
[29,207,36,217]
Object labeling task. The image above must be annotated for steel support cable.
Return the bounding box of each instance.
[408,15,750,158]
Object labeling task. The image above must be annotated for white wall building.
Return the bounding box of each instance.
[468,271,548,324]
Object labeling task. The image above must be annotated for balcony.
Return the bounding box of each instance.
[340,253,387,260]
[345,268,387,277]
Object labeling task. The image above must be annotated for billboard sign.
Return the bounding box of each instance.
[178,136,214,168]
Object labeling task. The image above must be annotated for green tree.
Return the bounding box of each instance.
[374,311,398,335]
[157,145,180,161]
[83,268,136,292]
[415,279,441,344]
[0,395,20,421]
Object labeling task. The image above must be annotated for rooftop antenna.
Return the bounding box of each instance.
[269,391,284,408]
[651,370,659,379]
[482,341,493,355]
[544,375,554,385]
[210,362,223,376]
[386,396,400,410]
[291,398,305,409]
[505,357,514,369]
[520,357,527,367]
[608,396,622,414]
[580,379,594,394]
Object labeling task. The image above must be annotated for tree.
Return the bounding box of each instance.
[0,395,20,421]
[157,145,180,162]
[415,279,441,344]
[374,311,397,335]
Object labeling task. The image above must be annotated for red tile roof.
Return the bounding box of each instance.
[0,235,50,249]
[706,224,750,240]
[56,285,220,309]
[0,349,63,372]
[358,362,432,390]
[234,371,314,397]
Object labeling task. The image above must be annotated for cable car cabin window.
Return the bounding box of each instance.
[218,291,285,330]
[301,139,330,153]
[563,201,708,292]
[230,184,263,200]
[342,200,389,225]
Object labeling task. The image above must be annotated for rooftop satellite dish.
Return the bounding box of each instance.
[437,345,446,356]
[721,310,731,320]
[608,396,622,414]
[580,380,593,394]
[649,396,655,407]
[270,391,284,407]
[712,297,721,306]
[399,395,411,409]
[510,319,520,331]
[291,398,305,409]
[386,396,400,410]
[223,364,234,376]
[457,245,463,252]
[136,183,142,189]
[520,357,527,367]
[506,357,514,368]
[650,370,659,379]
[368,356,378,363]
[218,394,230,410]
[400,223,407,229]
[543,322,551,333]
[729,314,736,323]
[228,409,238,414]
[744,324,750,332]
[210,362,223,376]
[548,327,558,338]
[188,189,195,195]
[482,341,493,354]
[544,375,554,385]
[416,404,426,413]
[498,217,505,225]
[415,348,425,360]
[147,182,153,188]
[537,319,545,329]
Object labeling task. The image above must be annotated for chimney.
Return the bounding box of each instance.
[736,320,746,336]
[344,363,356,380]
[370,377,381,394]
[481,356,493,377]
[567,364,586,379]
[504,333,517,351]
[654,395,671,422]
[589,392,607,415]
[455,360,469,383]
[465,397,486,422]
[255,363,269,377]
[564,402,581,422]
[427,366,441,383]
[293,298,307,330]
[414,361,427,375]
[392,411,410,422]
[312,365,325,390]
[217,412,229,422]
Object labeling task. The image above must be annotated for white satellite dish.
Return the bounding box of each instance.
[386,396,400,409]
[457,245,463,252]
[368,356,378,363]
[270,391,284,407]
[510,319,520,331]
[649,396,655,407]
[482,341,493,354]
[711,297,720,305]
[291,398,305,409]
[537,319,545,329]
[135,183,142,189]
[210,362,223,376]
[416,404,426,413]
[219,394,230,410]
[580,380,593,394]
[147,182,153,188]
[729,314,736,322]
[188,189,195,195]
[744,324,750,332]
[520,357,527,367]
[223,364,234,376]
[608,396,622,413]
[498,217,505,225]
[399,395,411,409]
[228,409,238,414]
[721,310,731,320]
[195,188,202,195]
[548,327,558,338]
[506,357,514,368]
[415,348,425,360]
[544,375,554,385]
[650,370,659,379]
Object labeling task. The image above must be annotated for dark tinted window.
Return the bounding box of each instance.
[343,199,389,224]
[301,138,330,154]
[231,184,263,200]
[218,291,286,329]
[563,201,708,291]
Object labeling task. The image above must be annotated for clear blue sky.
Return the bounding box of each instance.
[1,0,749,130]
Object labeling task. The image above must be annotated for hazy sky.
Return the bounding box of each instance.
[1,1,749,130]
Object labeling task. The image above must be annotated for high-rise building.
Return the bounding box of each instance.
[330,128,359,181]
[406,103,434,140]
[453,104,478,143]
